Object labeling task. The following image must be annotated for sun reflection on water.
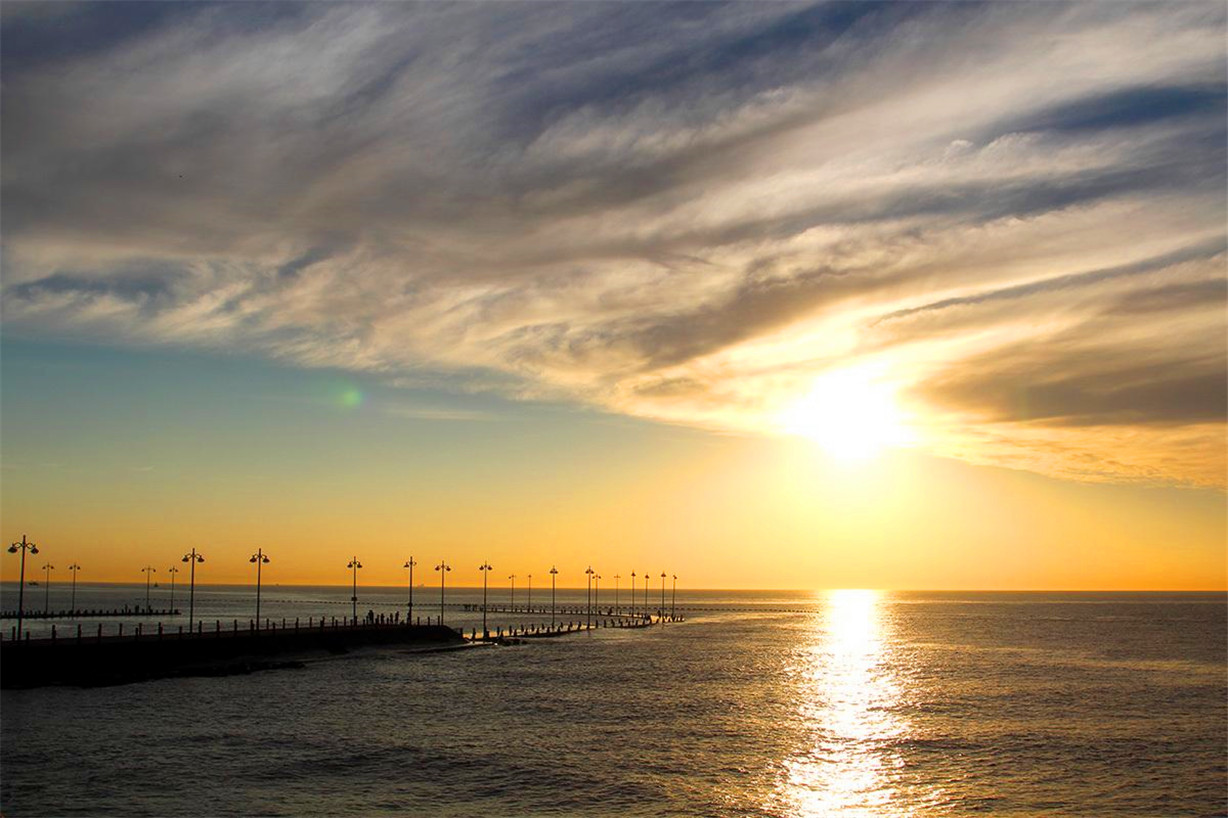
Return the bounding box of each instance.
[776,589,907,816]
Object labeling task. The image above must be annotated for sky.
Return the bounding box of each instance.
[1,1,1225,589]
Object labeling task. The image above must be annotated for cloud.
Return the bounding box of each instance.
[1,1,1225,486]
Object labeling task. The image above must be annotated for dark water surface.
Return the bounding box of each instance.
[2,589,1224,816]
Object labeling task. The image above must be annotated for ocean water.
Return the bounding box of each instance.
[1,587,1224,817]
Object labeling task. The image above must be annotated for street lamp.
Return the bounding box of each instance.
[527,573,533,613]
[478,562,493,636]
[250,549,270,628]
[347,557,362,624]
[660,571,667,621]
[435,560,451,625]
[167,566,179,614]
[41,563,54,614]
[7,535,38,637]
[549,566,558,626]
[404,557,417,622]
[594,573,601,616]
[585,566,595,629]
[508,574,516,612]
[141,566,156,612]
[614,574,621,614]
[68,563,82,612]
[643,570,649,618]
[181,549,205,630]
[672,574,678,621]
[630,571,636,617]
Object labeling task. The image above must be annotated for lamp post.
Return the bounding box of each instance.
[478,562,493,636]
[404,557,417,622]
[167,566,179,614]
[508,573,516,612]
[435,560,450,625]
[347,557,362,624]
[141,565,156,612]
[643,571,649,618]
[527,573,532,613]
[584,566,594,629]
[68,563,81,612]
[594,573,601,616]
[614,574,621,614]
[7,535,38,637]
[672,574,678,621]
[630,571,636,617]
[549,566,558,626]
[182,548,205,630]
[250,549,270,628]
[41,563,54,613]
[660,571,667,622]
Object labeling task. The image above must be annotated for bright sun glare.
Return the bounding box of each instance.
[777,367,913,460]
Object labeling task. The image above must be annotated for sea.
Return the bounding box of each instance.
[1,585,1224,817]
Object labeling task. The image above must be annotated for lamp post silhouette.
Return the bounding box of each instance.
[644,571,650,618]
[141,566,156,612]
[478,562,493,636]
[347,557,362,623]
[585,566,595,629]
[7,535,38,637]
[250,549,270,628]
[167,566,179,614]
[671,574,678,620]
[68,563,81,612]
[660,571,667,622]
[549,566,558,626]
[527,573,532,613]
[594,573,601,616]
[435,561,451,625]
[508,573,516,612]
[630,571,636,616]
[614,574,621,614]
[404,557,417,622]
[41,563,54,613]
[182,549,205,630]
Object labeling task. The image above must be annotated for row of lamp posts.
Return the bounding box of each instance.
[8,535,681,637]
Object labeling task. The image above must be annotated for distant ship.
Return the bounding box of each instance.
[27,581,39,586]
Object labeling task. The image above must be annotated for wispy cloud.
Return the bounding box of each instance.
[2,1,1224,486]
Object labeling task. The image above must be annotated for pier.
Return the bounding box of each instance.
[0,609,686,688]
[0,608,180,620]
[0,619,464,689]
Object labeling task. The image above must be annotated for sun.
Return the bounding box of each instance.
[777,367,913,460]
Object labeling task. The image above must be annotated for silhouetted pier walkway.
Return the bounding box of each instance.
[465,612,683,642]
[0,607,687,687]
[0,618,464,688]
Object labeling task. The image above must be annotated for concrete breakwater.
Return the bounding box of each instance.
[0,622,464,689]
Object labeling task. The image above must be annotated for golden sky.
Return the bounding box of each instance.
[1,2,1224,588]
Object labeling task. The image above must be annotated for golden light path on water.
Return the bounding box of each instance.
[777,590,909,816]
